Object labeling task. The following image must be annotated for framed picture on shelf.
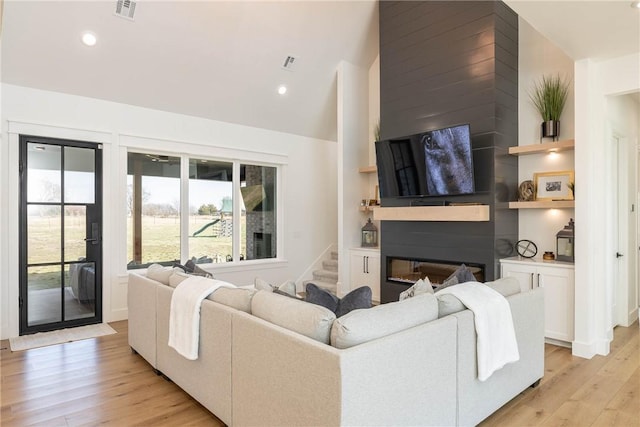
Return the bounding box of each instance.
[534,170,574,201]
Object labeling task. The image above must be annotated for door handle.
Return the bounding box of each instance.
[616,252,624,258]
[85,222,100,245]
[529,273,534,289]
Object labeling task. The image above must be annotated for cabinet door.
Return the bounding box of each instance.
[537,266,575,342]
[500,262,537,292]
[349,252,381,302]
[366,254,381,303]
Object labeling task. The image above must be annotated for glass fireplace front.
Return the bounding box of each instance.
[386,256,484,288]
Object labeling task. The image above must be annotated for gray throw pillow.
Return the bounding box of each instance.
[336,286,373,317]
[438,263,476,291]
[305,283,372,317]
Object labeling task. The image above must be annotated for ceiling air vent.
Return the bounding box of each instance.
[281,55,298,71]
[115,0,136,20]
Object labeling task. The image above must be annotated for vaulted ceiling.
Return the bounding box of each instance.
[1,1,638,141]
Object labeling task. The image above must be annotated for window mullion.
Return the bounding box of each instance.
[232,162,241,263]
[180,156,189,264]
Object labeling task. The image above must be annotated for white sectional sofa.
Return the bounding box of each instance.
[128,270,544,426]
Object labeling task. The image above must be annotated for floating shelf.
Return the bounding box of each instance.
[508,139,574,156]
[358,165,377,173]
[509,200,575,209]
[373,205,490,222]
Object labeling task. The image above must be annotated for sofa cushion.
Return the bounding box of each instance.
[436,293,467,317]
[209,287,256,313]
[399,277,434,301]
[485,277,521,297]
[254,277,297,297]
[168,270,191,287]
[147,264,182,286]
[330,293,439,349]
[251,290,336,344]
[305,283,372,317]
[434,278,521,318]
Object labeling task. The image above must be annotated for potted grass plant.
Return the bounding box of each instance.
[529,74,570,141]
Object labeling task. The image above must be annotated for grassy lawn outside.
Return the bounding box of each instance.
[27,213,249,290]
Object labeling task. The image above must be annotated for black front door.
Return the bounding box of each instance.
[19,135,103,335]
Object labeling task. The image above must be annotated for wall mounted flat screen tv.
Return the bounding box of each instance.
[375,124,475,198]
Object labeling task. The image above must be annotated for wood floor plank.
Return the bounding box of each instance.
[480,323,639,427]
[2,320,638,426]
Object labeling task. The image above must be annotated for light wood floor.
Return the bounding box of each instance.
[1,320,638,426]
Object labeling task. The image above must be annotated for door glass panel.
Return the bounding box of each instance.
[188,159,233,263]
[27,143,61,203]
[27,205,61,265]
[65,263,96,321]
[64,146,95,204]
[27,265,62,326]
[64,206,87,262]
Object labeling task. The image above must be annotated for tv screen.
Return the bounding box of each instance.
[375,124,474,198]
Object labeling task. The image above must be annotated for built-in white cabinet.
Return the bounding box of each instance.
[349,248,380,303]
[500,257,575,344]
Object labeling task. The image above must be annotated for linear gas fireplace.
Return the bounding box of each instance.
[382,256,484,302]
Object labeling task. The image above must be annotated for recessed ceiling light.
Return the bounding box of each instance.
[277,85,287,95]
[632,1,640,8]
[81,32,97,47]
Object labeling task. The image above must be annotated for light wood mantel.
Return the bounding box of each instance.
[373,205,490,222]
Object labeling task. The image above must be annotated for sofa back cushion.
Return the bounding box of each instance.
[434,277,522,318]
[485,277,521,297]
[436,293,466,317]
[251,290,336,344]
[147,264,182,286]
[330,293,439,349]
[209,287,257,313]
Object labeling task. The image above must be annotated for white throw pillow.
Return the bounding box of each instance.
[399,277,434,301]
[331,293,439,349]
[254,277,297,297]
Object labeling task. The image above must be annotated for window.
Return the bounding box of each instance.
[127,152,278,269]
[127,153,181,268]
[240,164,277,260]
[188,159,233,263]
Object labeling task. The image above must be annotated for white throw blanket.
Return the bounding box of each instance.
[168,276,234,360]
[437,282,520,381]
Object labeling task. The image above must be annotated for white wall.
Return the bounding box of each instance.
[518,18,575,255]
[574,52,640,358]
[337,61,369,296]
[0,83,338,339]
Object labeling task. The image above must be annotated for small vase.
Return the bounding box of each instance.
[541,120,560,142]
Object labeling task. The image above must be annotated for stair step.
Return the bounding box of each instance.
[312,269,338,282]
[330,251,338,260]
[322,259,338,272]
[303,280,337,294]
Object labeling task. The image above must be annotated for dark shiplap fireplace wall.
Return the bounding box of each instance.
[378,1,519,302]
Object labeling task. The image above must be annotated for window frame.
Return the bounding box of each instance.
[125,145,285,272]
